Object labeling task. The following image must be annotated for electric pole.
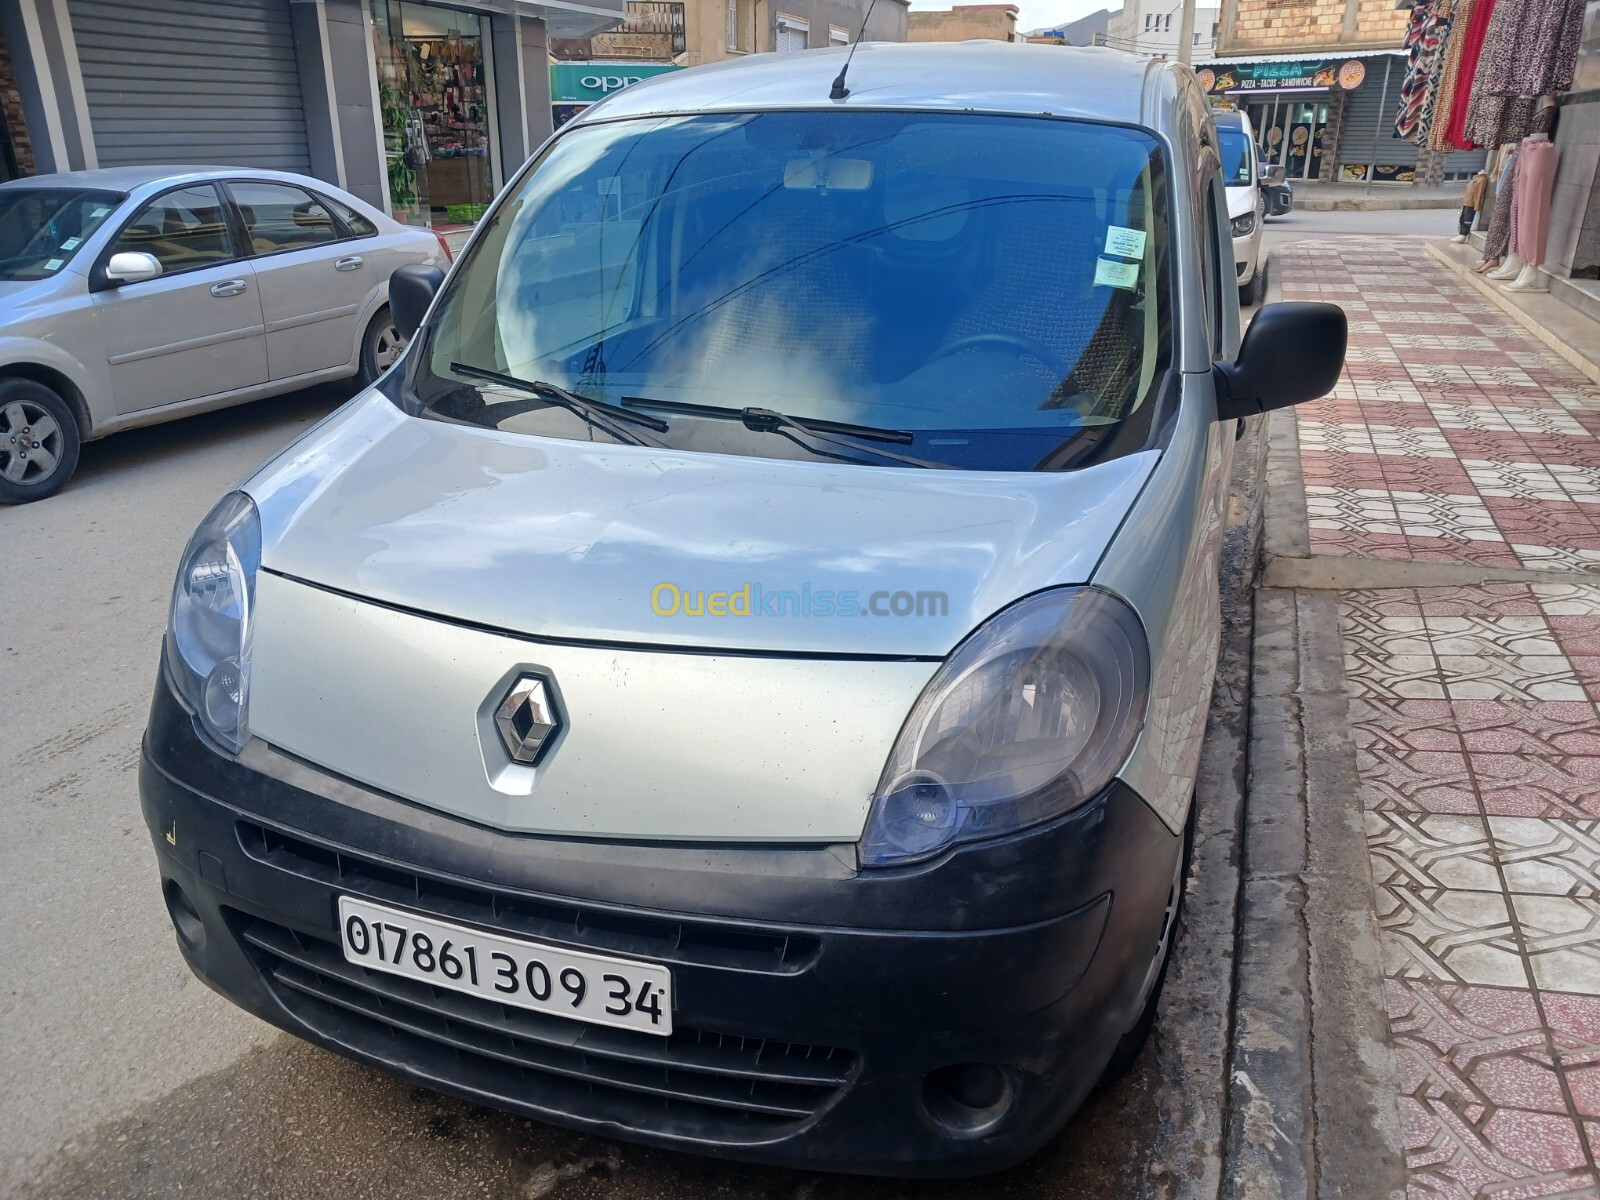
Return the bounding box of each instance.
[1176,0,1197,63]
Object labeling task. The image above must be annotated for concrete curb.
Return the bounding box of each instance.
[1294,196,1457,213]
[1425,239,1600,387]
[1220,256,1408,1200]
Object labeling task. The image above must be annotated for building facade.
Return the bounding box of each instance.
[550,0,906,125]
[0,0,623,226]
[1103,0,1217,59]
[1199,0,1487,185]
[907,4,1018,43]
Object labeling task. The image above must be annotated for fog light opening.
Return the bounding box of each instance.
[164,880,206,952]
[920,1063,1016,1138]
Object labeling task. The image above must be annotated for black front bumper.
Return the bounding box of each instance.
[141,668,1182,1177]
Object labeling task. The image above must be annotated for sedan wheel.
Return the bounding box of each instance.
[0,380,81,504]
[373,323,404,371]
[358,307,408,385]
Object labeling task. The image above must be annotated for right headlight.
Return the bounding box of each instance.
[164,491,261,754]
[860,587,1150,868]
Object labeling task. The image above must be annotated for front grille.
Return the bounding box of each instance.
[237,821,821,975]
[240,918,857,1141]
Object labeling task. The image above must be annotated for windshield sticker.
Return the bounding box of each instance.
[1104,226,1148,259]
[1094,257,1140,290]
[61,236,82,250]
[89,206,112,218]
[597,176,620,195]
[43,258,65,272]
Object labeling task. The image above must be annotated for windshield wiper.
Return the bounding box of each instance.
[621,396,945,469]
[450,363,668,447]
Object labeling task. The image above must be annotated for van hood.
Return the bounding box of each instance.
[247,393,1157,658]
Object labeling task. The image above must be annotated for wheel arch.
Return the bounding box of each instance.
[0,362,93,441]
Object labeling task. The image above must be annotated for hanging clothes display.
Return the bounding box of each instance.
[1395,0,1440,141]
[1437,0,1495,149]
[1463,0,1585,148]
[1414,0,1456,146]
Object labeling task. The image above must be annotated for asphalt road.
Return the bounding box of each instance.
[0,205,1445,1200]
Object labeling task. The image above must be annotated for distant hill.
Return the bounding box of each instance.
[1024,8,1113,43]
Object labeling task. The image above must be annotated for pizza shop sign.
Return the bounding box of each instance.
[1196,58,1367,94]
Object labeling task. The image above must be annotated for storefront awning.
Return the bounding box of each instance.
[510,0,626,39]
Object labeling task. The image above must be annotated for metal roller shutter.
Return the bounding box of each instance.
[1336,58,1420,178]
[68,0,311,171]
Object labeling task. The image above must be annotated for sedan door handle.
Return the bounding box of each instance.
[334,256,364,272]
[210,280,248,298]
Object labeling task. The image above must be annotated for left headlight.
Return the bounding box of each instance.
[1231,212,1257,237]
[164,491,261,753]
[860,587,1150,868]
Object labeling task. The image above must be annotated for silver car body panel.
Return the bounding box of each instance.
[248,570,940,841]
[246,392,1159,658]
[231,46,1235,843]
[1093,372,1231,835]
[0,166,446,439]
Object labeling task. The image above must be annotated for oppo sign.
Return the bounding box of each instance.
[582,73,643,93]
[550,62,683,104]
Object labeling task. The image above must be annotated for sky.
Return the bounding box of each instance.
[905,0,1116,36]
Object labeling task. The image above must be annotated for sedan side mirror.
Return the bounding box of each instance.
[390,263,446,340]
[1215,301,1346,422]
[104,251,163,285]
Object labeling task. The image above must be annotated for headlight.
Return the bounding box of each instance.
[164,491,261,753]
[1231,213,1256,237]
[860,588,1149,867]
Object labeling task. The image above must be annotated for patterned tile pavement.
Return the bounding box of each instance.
[1280,239,1600,1197]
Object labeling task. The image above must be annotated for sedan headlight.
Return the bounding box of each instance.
[164,491,261,753]
[860,588,1149,867]
[1231,212,1256,237]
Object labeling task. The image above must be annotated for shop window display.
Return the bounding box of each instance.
[371,0,496,227]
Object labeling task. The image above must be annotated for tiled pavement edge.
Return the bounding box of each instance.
[1252,237,1600,1200]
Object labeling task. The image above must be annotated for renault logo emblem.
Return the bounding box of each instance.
[494,675,561,764]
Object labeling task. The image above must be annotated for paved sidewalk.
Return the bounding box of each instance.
[1274,238,1600,1198]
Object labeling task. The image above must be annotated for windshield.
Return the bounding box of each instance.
[1218,128,1254,186]
[416,111,1172,472]
[0,188,123,281]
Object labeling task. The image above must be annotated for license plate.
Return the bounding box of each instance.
[337,896,673,1036]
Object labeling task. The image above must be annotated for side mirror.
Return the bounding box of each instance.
[104,251,163,285]
[1215,301,1346,422]
[390,263,446,340]
[1262,164,1287,186]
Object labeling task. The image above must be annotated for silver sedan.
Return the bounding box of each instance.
[0,166,449,502]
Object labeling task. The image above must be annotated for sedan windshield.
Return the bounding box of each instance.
[0,188,123,281]
[416,111,1172,471]
[1218,128,1254,186]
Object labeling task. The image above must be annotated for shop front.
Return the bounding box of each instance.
[550,61,683,129]
[1199,51,1489,183]
[371,1,501,227]
[0,0,624,223]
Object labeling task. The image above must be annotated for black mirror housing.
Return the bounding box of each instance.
[390,263,446,341]
[1215,301,1346,422]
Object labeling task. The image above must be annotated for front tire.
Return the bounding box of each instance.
[357,306,406,386]
[0,378,80,504]
[1239,261,1262,306]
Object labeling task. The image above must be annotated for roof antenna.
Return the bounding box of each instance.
[829,0,880,100]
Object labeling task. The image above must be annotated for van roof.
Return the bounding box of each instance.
[573,42,1169,127]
